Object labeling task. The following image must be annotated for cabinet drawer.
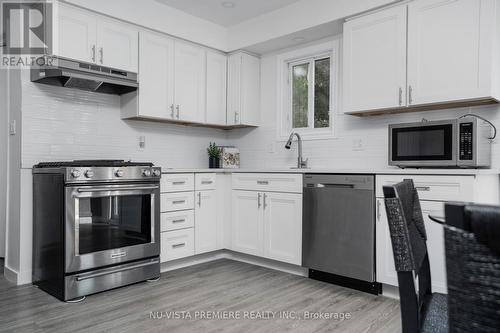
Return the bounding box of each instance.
[161,173,194,193]
[161,192,194,212]
[195,173,216,190]
[160,210,194,232]
[232,173,302,193]
[160,228,195,262]
[376,175,474,202]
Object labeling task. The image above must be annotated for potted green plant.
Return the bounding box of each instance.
[207,142,222,169]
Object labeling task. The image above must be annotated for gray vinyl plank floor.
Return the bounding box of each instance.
[0,259,401,333]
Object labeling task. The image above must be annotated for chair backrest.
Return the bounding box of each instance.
[383,179,432,333]
[444,203,500,332]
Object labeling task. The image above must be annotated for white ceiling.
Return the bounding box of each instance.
[155,0,302,27]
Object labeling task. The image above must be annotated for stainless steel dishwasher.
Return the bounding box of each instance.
[302,174,380,294]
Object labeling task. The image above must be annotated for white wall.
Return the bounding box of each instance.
[228,37,500,170]
[0,69,7,258]
[64,0,229,51]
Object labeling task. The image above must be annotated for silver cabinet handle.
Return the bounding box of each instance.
[257,193,261,208]
[170,104,175,118]
[172,219,185,223]
[172,181,186,185]
[377,200,381,221]
[176,105,180,119]
[99,47,103,64]
[263,193,267,210]
[257,180,269,185]
[172,243,186,249]
[201,180,213,184]
[91,45,96,63]
[172,200,186,204]
[415,186,430,192]
[398,87,403,106]
[408,85,413,105]
[234,112,239,124]
[198,192,201,207]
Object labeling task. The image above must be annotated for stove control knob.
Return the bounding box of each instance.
[115,170,124,177]
[84,170,94,178]
[142,169,152,177]
[152,169,161,177]
[71,169,81,178]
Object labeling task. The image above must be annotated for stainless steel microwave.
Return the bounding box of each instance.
[388,117,491,168]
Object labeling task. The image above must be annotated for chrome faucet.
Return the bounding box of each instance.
[285,132,308,168]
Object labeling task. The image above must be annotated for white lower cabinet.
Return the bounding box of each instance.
[231,190,302,265]
[376,198,447,293]
[160,228,195,262]
[231,190,264,256]
[263,192,302,265]
[194,190,218,254]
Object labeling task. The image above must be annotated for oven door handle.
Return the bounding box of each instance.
[75,259,160,281]
[77,185,159,193]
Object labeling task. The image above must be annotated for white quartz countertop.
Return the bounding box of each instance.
[161,167,500,175]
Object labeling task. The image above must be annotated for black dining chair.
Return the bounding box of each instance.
[383,179,448,333]
[444,203,500,332]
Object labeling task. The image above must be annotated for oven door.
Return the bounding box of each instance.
[65,183,160,273]
[389,121,457,167]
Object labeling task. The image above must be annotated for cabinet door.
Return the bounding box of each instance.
[263,192,302,265]
[376,198,447,293]
[343,5,407,113]
[54,4,96,63]
[206,51,227,125]
[407,0,488,105]
[240,53,261,126]
[96,19,138,72]
[195,190,218,254]
[138,32,174,119]
[227,53,241,125]
[231,190,263,256]
[174,41,206,123]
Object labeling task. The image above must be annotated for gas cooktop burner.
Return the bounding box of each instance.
[34,160,154,168]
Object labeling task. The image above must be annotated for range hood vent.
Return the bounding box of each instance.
[31,58,138,95]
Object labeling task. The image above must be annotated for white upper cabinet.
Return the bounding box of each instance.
[206,51,228,125]
[343,6,407,113]
[227,52,261,126]
[53,4,96,64]
[174,41,206,123]
[343,0,500,115]
[137,31,175,119]
[407,0,492,105]
[96,19,138,72]
[52,3,138,72]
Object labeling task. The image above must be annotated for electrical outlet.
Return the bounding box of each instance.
[352,139,364,151]
[138,136,146,151]
[9,120,16,135]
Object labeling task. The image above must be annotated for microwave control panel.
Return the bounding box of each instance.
[459,122,473,160]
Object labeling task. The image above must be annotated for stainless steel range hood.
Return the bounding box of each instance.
[31,58,138,95]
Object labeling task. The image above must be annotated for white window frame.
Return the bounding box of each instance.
[277,40,339,141]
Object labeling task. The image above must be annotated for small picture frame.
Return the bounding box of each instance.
[220,147,240,169]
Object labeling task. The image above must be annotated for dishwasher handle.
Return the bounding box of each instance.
[307,183,355,189]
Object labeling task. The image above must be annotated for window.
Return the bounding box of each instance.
[277,40,338,140]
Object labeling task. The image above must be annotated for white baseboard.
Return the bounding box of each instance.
[3,264,32,285]
[4,264,18,284]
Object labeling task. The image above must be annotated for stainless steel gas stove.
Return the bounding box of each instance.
[32,160,161,302]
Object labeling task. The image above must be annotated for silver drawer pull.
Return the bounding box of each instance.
[172,243,186,249]
[110,252,127,259]
[201,180,213,184]
[415,186,431,192]
[257,180,269,185]
[172,200,186,204]
[172,219,185,223]
[172,181,186,185]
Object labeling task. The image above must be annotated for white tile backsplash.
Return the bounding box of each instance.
[20,70,229,169]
